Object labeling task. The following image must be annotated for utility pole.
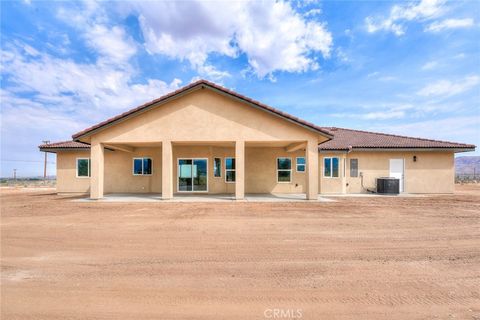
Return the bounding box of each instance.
[13,169,17,181]
[42,140,50,183]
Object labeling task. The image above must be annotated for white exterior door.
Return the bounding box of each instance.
[389,159,404,192]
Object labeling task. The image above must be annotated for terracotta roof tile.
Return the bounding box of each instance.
[318,127,475,150]
[39,140,90,149]
[72,79,333,139]
[41,127,475,153]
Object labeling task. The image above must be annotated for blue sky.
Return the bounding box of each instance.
[1,0,479,177]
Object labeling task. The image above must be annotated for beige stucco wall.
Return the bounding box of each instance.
[246,147,307,194]
[403,152,454,193]
[164,145,306,194]
[55,148,454,195]
[319,151,455,194]
[56,151,91,193]
[109,145,305,194]
[55,146,308,194]
[104,147,162,193]
[83,89,325,145]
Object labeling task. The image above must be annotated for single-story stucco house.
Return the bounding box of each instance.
[39,79,475,200]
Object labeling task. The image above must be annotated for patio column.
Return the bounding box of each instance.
[90,141,104,199]
[306,140,319,200]
[162,140,173,199]
[235,140,245,200]
[341,154,347,194]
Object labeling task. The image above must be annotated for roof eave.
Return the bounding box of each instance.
[39,147,91,153]
[322,147,476,153]
[318,149,349,153]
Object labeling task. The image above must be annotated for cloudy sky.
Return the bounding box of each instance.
[1,0,479,177]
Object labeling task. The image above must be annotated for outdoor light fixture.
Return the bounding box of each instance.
[413,155,417,162]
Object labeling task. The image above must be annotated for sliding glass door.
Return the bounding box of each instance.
[178,158,208,192]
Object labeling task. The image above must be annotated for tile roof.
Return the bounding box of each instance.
[39,140,90,150]
[40,127,475,153]
[72,79,333,139]
[318,127,475,150]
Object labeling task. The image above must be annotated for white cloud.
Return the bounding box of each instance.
[21,43,40,57]
[331,110,406,120]
[425,18,475,32]
[124,0,332,79]
[295,0,321,7]
[335,47,350,63]
[84,25,137,65]
[421,60,439,70]
[304,8,322,17]
[1,41,182,176]
[0,89,90,177]
[366,72,396,81]
[378,76,397,82]
[330,101,460,121]
[57,1,137,65]
[366,0,447,36]
[331,104,415,120]
[363,110,406,120]
[417,76,480,97]
[1,44,182,115]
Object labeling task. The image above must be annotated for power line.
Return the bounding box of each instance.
[1,159,56,164]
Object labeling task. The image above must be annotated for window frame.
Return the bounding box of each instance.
[76,158,90,178]
[224,157,235,183]
[350,158,358,177]
[213,157,222,178]
[296,157,306,173]
[277,157,292,183]
[132,157,153,176]
[323,157,339,178]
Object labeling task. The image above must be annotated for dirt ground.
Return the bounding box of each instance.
[1,186,479,319]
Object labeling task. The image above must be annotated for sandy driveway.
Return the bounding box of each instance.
[1,186,479,319]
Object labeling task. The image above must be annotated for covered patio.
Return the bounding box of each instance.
[91,140,321,200]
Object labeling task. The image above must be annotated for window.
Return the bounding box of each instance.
[178,159,208,192]
[133,157,152,175]
[277,157,292,182]
[350,159,358,177]
[214,158,222,177]
[324,157,339,178]
[225,157,235,182]
[76,158,90,177]
[296,157,305,172]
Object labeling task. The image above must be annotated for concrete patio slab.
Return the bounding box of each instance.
[325,193,429,197]
[73,193,336,203]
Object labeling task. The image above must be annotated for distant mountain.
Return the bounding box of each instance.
[455,156,480,175]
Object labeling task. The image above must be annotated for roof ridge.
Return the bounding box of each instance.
[324,126,474,147]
